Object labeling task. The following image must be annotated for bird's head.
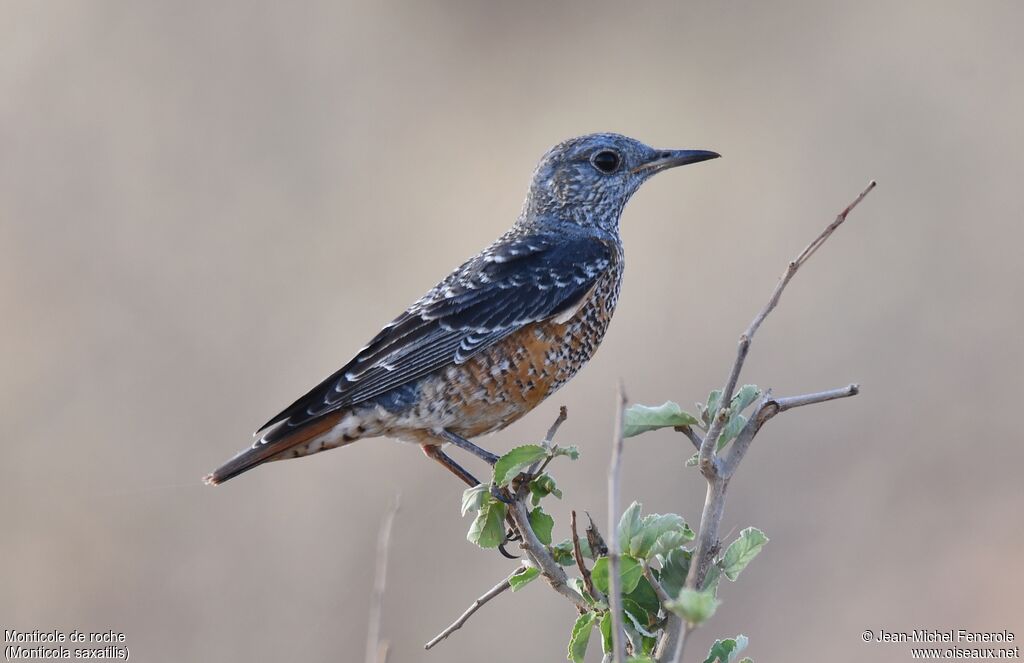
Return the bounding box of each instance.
[520,133,719,233]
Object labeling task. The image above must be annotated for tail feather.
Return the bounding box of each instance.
[204,412,345,486]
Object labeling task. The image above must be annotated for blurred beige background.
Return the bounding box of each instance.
[2,1,1022,661]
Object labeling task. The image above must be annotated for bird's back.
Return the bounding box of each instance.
[386,244,623,441]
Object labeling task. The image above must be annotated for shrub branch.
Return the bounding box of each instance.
[607,384,628,662]
[423,181,876,663]
[424,576,513,650]
[661,181,875,663]
[365,494,400,663]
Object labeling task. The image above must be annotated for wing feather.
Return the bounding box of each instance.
[257,233,614,436]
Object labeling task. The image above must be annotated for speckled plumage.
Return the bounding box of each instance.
[206,134,718,485]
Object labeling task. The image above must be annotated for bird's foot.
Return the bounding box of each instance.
[498,525,522,559]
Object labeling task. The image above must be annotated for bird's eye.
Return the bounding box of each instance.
[590,150,621,174]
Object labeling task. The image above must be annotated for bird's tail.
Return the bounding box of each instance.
[204,412,347,486]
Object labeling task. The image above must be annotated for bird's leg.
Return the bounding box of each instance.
[429,431,511,503]
[421,444,520,559]
[436,430,500,465]
[420,444,481,487]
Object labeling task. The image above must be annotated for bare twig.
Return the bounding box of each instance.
[366,494,400,663]
[424,577,512,650]
[507,496,588,609]
[697,180,876,478]
[570,510,597,599]
[608,383,628,663]
[528,406,570,478]
[545,406,569,444]
[658,183,875,663]
[642,560,672,605]
[772,384,860,413]
[721,384,859,477]
[675,425,704,451]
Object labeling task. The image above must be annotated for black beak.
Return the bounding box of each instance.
[633,149,721,174]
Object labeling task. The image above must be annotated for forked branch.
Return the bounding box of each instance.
[696,180,876,477]
[662,182,875,663]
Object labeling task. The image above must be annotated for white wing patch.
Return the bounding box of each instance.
[551,283,598,325]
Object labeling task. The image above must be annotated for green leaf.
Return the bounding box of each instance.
[551,541,573,565]
[630,513,694,560]
[713,386,760,449]
[702,564,723,595]
[617,502,644,550]
[592,556,610,593]
[616,503,694,560]
[655,548,691,598]
[738,658,753,663]
[623,598,657,637]
[528,473,562,506]
[508,565,540,591]
[493,444,547,486]
[569,577,600,605]
[551,537,593,565]
[703,389,723,425]
[618,555,645,593]
[626,512,670,557]
[650,528,695,558]
[623,401,700,438]
[685,452,699,467]
[460,484,487,516]
[703,635,749,663]
[591,555,643,595]
[718,413,747,448]
[465,494,507,549]
[551,444,580,460]
[528,506,555,546]
[666,588,720,625]
[599,611,613,654]
[730,385,761,414]
[720,527,769,581]
[625,575,661,621]
[567,611,597,663]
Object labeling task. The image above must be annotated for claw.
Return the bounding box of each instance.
[497,542,519,559]
[498,525,521,559]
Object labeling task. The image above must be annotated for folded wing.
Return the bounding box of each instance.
[258,233,615,438]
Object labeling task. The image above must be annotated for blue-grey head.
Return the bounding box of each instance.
[519,133,719,232]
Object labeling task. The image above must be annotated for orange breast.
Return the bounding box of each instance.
[442,264,621,437]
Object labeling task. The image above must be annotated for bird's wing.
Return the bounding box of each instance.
[258,233,615,436]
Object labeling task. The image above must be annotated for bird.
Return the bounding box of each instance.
[205,133,718,488]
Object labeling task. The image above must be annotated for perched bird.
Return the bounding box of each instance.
[205,133,718,487]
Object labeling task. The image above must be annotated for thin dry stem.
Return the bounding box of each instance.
[508,497,588,609]
[571,510,597,599]
[607,383,628,663]
[697,180,876,476]
[424,577,512,650]
[675,425,704,451]
[642,560,672,605]
[545,406,569,444]
[365,494,400,663]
